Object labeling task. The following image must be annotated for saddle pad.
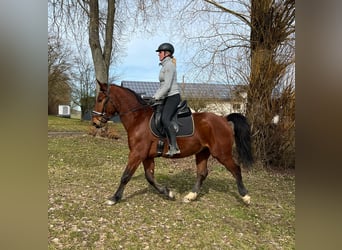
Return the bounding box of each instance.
[149,114,194,138]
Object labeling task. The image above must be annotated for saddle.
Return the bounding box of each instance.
[149,100,194,139]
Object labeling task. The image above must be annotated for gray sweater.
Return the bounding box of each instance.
[153,57,180,100]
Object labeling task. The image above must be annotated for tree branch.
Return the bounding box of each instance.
[204,0,251,26]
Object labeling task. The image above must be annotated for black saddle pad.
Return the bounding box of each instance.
[149,114,194,138]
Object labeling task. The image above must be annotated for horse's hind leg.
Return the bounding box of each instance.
[222,157,250,204]
[143,158,175,200]
[183,148,210,203]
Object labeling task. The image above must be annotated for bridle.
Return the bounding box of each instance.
[92,90,150,124]
[91,90,115,124]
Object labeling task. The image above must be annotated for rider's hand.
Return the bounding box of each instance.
[148,97,156,105]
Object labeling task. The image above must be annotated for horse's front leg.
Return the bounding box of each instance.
[106,152,141,205]
[143,158,175,200]
[183,149,210,203]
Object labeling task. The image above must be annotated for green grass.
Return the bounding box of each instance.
[48,115,91,132]
[48,116,295,249]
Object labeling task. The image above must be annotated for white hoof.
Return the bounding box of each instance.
[183,192,198,203]
[168,191,175,199]
[242,194,251,204]
[105,200,116,206]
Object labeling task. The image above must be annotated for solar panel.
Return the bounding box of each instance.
[121,81,238,100]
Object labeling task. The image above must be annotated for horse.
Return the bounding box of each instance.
[92,80,254,205]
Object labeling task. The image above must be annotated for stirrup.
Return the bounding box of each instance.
[166,147,180,156]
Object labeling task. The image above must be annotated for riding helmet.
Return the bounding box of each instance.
[155,43,174,55]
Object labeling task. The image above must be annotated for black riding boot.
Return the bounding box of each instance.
[165,124,180,156]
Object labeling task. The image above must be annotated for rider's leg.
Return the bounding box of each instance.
[161,94,181,156]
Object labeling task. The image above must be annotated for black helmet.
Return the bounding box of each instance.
[155,43,174,55]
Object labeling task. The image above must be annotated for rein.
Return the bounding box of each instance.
[118,104,150,116]
[92,90,150,122]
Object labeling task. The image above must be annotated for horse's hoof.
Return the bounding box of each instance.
[183,192,198,203]
[183,197,191,203]
[168,191,175,200]
[242,194,251,205]
[105,199,116,206]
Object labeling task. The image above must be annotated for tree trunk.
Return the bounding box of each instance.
[88,0,116,89]
[88,0,116,135]
[248,0,280,163]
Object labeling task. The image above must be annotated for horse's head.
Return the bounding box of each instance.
[92,80,117,128]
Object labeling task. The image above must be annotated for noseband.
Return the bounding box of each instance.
[92,110,110,123]
[92,91,116,124]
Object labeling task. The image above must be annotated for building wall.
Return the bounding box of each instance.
[193,101,246,115]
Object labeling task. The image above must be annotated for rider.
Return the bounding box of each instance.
[153,42,181,156]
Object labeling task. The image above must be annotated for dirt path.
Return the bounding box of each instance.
[48,131,86,137]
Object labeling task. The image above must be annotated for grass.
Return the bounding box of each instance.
[48,115,92,132]
[48,116,295,249]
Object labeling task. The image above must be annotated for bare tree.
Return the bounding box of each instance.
[87,0,114,84]
[50,0,118,91]
[70,54,96,119]
[48,0,166,86]
[247,0,295,166]
[48,36,72,115]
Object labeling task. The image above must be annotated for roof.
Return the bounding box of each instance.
[121,81,240,100]
[121,81,159,99]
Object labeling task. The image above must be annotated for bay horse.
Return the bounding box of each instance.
[92,80,253,205]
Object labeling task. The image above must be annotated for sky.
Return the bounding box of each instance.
[113,36,189,85]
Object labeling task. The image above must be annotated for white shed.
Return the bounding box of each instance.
[58,105,71,118]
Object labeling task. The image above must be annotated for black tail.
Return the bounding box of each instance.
[227,113,254,167]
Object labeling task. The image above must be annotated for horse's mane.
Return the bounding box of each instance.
[116,85,148,105]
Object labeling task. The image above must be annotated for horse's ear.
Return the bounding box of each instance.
[96,79,108,92]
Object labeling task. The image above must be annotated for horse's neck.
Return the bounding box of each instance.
[111,87,148,130]
[119,105,150,133]
[112,87,140,112]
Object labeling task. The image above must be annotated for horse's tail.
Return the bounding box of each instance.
[226,113,254,168]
